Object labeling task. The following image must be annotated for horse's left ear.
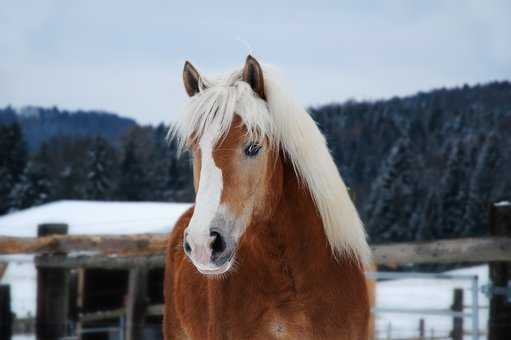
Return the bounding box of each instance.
[183,61,202,97]
[242,55,266,100]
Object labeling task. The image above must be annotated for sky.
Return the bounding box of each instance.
[1,1,510,125]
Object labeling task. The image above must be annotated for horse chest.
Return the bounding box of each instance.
[176,258,311,339]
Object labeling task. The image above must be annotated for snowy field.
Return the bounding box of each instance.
[375,265,488,339]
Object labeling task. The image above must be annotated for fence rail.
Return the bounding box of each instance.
[1,235,510,268]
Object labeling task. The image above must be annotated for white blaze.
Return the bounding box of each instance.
[186,129,223,264]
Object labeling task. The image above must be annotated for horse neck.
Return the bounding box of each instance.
[254,157,337,272]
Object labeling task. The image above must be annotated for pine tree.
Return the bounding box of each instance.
[416,191,439,241]
[0,168,13,214]
[463,133,502,235]
[84,137,116,200]
[9,160,51,210]
[367,137,421,243]
[0,122,27,181]
[116,139,147,201]
[0,123,28,214]
[435,140,470,238]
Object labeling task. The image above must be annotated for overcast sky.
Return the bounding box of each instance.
[1,1,510,125]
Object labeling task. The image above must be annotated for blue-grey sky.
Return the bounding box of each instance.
[1,1,510,124]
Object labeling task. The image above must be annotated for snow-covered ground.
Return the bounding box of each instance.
[0,200,192,236]
[375,265,488,339]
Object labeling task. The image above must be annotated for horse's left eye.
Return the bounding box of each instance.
[244,143,261,157]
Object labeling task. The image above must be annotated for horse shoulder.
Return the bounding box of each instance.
[163,206,194,340]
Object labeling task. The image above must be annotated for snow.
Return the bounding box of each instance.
[375,265,488,339]
[13,336,35,340]
[0,200,192,237]
[0,200,191,320]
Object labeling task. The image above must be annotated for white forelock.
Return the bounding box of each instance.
[170,64,371,264]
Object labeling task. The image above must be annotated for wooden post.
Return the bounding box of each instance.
[450,288,463,340]
[36,224,70,340]
[125,267,148,340]
[75,269,85,340]
[418,318,425,339]
[0,285,12,340]
[489,202,511,340]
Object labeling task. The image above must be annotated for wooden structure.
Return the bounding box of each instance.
[450,288,463,340]
[488,202,511,340]
[0,285,12,340]
[1,235,511,267]
[36,223,69,340]
[0,202,510,339]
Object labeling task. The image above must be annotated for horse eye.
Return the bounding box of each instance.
[244,143,262,157]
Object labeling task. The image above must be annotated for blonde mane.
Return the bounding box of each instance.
[170,65,371,264]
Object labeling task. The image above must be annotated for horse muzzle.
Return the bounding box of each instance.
[183,227,235,275]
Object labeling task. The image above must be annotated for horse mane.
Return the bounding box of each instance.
[170,65,371,264]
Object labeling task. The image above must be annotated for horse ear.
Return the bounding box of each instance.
[183,61,202,97]
[242,55,265,100]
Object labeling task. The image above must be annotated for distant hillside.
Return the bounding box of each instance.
[0,106,137,150]
[311,81,511,243]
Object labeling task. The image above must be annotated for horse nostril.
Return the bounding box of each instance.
[210,231,226,256]
[184,239,192,254]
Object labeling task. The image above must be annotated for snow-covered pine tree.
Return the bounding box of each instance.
[463,133,502,235]
[84,137,116,200]
[367,136,421,243]
[416,191,439,241]
[435,140,470,238]
[8,160,52,211]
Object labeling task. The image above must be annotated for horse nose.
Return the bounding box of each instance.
[210,229,233,266]
[183,232,192,255]
[183,229,231,266]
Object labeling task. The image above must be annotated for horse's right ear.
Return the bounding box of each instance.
[183,61,201,97]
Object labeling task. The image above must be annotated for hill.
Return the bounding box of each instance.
[0,106,137,150]
[311,81,511,243]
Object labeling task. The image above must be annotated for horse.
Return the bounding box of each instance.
[163,55,372,340]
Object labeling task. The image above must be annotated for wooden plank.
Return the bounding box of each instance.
[489,202,511,340]
[0,233,167,255]
[2,233,511,266]
[79,308,126,323]
[0,262,7,280]
[33,236,511,269]
[373,236,511,266]
[75,269,85,340]
[78,304,163,323]
[35,254,166,269]
[125,268,148,340]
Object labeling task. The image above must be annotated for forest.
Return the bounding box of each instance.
[0,81,509,244]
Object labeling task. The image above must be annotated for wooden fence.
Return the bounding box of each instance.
[0,201,510,339]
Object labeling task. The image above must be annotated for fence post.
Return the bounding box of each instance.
[418,318,425,339]
[0,285,12,340]
[36,223,70,340]
[489,202,511,340]
[125,267,148,340]
[450,288,463,340]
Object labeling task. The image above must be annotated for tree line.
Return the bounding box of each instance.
[0,123,193,215]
